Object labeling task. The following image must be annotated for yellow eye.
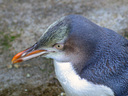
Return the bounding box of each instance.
[54,44,64,50]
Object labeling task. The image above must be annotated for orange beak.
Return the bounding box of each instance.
[12,44,48,64]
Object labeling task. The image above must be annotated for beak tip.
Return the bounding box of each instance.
[11,50,26,64]
[11,59,23,64]
[11,59,14,64]
[11,57,17,64]
[11,61,15,64]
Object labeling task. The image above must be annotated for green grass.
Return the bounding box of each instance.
[124,32,128,39]
[0,31,21,49]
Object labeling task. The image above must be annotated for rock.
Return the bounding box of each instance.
[26,73,30,78]
[14,64,20,68]
[7,64,13,69]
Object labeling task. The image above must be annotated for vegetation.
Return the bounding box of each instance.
[0,31,21,50]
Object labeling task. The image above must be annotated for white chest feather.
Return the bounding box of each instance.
[54,61,114,96]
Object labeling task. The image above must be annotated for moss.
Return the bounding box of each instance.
[124,32,128,38]
[10,34,21,42]
[0,31,21,50]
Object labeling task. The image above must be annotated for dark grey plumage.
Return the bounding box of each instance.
[64,15,128,96]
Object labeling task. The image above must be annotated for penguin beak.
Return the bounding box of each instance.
[12,44,48,64]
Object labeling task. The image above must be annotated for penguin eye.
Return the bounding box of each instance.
[54,43,64,50]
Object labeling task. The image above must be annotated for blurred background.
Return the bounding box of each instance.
[0,0,128,96]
